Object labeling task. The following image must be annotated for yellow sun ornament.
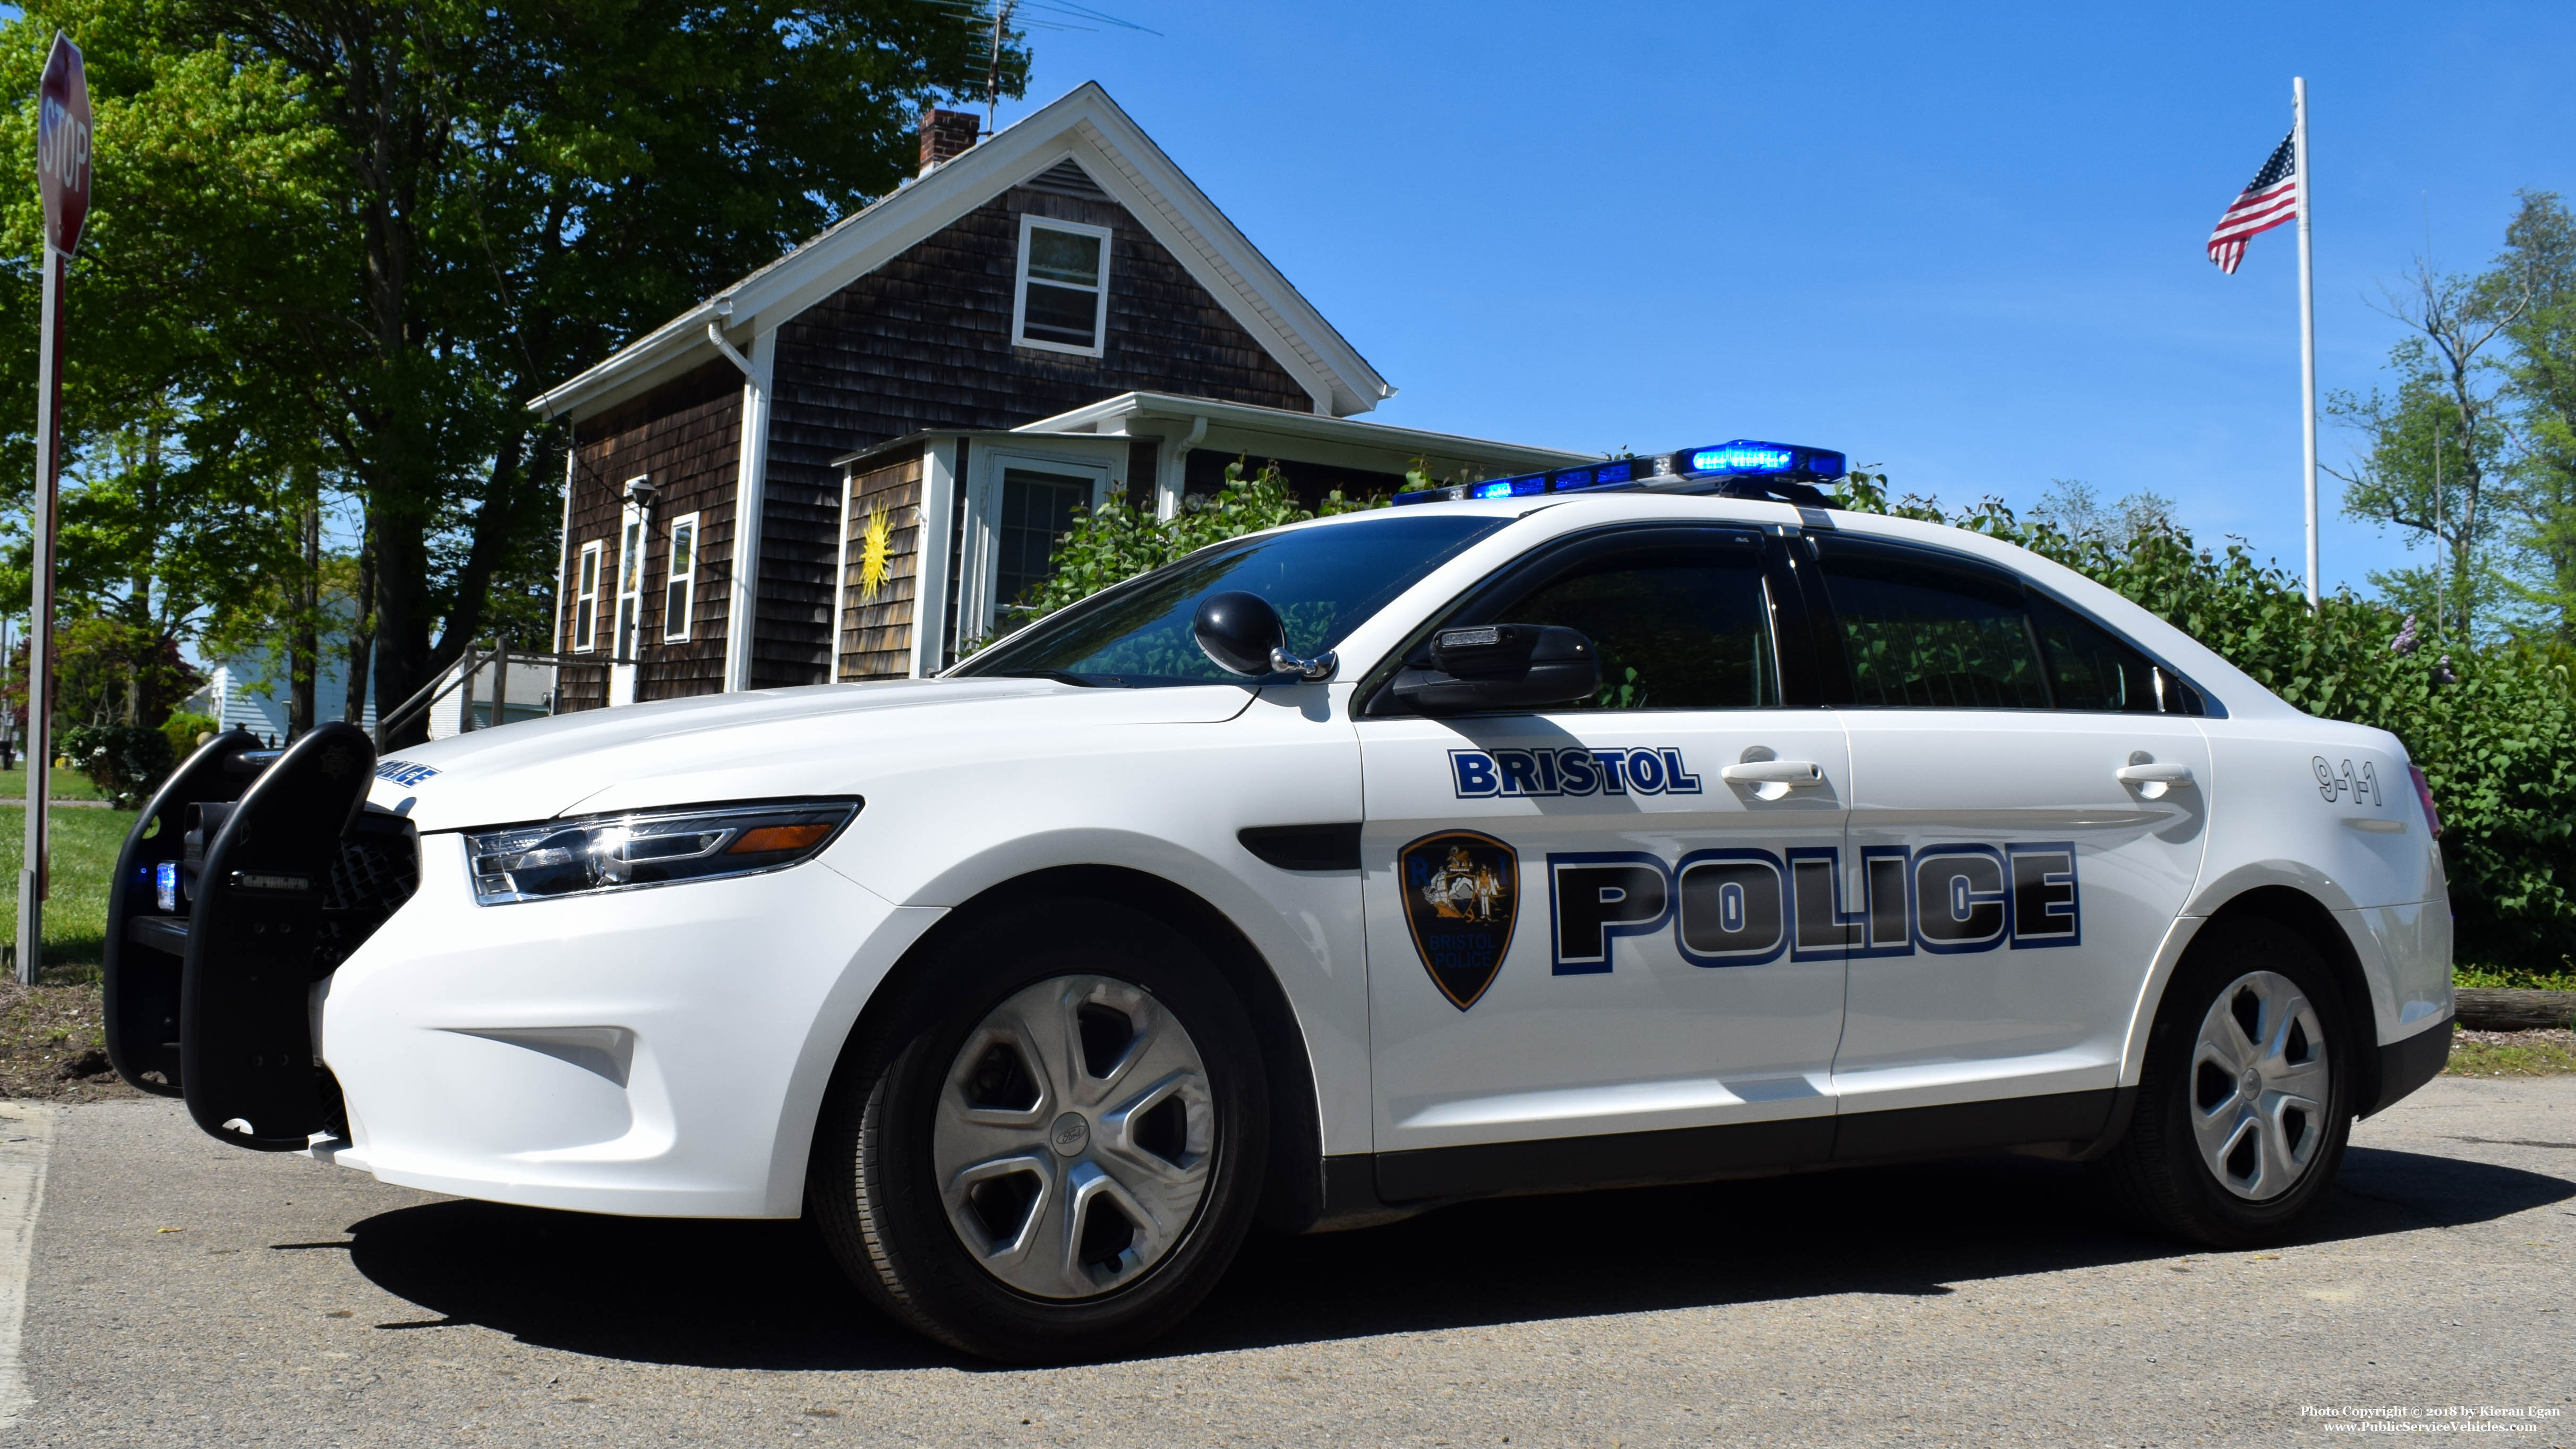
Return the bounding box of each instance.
[856,504,893,603]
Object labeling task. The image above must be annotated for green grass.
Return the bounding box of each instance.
[0,801,140,984]
[2446,1035,2576,1076]
[2455,964,2576,992]
[0,764,105,802]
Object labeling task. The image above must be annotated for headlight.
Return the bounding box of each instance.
[463,799,861,906]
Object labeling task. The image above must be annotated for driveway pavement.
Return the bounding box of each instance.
[7,1077,2572,1446]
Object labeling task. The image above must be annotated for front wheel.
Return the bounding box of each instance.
[2098,916,2355,1247]
[808,898,1268,1362]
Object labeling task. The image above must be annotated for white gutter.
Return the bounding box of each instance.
[708,315,774,693]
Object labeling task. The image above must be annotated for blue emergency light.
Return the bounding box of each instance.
[1675,440,1846,483]
[1392,438,1842,507]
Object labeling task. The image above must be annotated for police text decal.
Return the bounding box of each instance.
[1546,842,2079,974]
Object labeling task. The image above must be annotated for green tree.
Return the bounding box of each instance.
[2329,261,2524,643]
[0,2,1017,740]
[2494,191,2576,638]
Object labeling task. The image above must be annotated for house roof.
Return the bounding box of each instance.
[827,394,1592,476]
[528,83,1395,423]
[1013,392,1594,476]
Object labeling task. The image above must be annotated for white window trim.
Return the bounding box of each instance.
[662,511,700,643]
[573,539,604,653]
[958,444,1125,643]
[1009,213,1112,359]
[613,484,649,662]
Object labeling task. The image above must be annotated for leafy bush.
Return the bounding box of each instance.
[990,459,1379,641]
[159,712,220,763]
[57,723,176,810]
[1000,461,2576,970]
[1835,476,2576,971]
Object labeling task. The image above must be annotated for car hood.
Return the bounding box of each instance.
[364,677,1257,832]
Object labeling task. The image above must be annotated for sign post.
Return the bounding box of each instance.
[20,32,89,984]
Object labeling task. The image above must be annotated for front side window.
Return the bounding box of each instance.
[663,513,699,643]
[994,470,1092,616]
[1013,216,1110,355]
[1480,541,1778,710]
[957,514,1510,687]
[574,541,603,652]
[1818,543,2047,709]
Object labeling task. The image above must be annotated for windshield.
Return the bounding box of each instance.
[955,513,1511,687]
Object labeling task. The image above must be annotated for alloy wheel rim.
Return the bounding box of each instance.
[2188,969,2331,1201]
[930,974,1216,1299]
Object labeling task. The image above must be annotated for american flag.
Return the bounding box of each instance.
[2206,131,2298,274]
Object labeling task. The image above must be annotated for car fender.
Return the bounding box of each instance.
[756,892,948,1216]
[831,822,1371,1163]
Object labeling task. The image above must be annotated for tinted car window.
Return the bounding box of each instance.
[1486,543,1778,710]
[1817,545,2048,709]
[2031,592,2149,712]
[957,513,1510,686]
[2029,591,2203,714]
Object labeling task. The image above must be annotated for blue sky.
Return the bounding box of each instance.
[1005,1,2576,597]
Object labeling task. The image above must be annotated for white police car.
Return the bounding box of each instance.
[102,439,2453,1362]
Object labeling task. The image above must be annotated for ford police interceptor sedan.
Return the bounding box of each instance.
[101,440,2453,1362]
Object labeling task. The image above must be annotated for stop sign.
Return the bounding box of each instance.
[37,32,89,255]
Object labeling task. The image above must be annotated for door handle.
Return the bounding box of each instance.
[1719,760,1824,803]
[2115,762,2194,800]
[1721,760,1823,785]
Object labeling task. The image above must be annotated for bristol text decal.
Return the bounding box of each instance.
[1449,746,1702,798]
[1400,830,1520,1011]
[1547,842,2079,974]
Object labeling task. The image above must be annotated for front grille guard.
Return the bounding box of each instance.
[102,725,418,1149]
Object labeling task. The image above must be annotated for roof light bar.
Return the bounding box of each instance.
[1391,439,1843,507]
[1392,455,1674,507]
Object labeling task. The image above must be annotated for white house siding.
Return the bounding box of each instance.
[196,657,378,745]
[425,660,558,740]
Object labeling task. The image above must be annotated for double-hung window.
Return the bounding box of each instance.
[614,513,646,658]
[1012,215,1111,356]
[573,541,603,652]
[663,512,699,643]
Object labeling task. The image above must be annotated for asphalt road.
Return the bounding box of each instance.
[8,1078,2573,1447]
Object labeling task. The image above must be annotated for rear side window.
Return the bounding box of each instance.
[1485,541,1778,710]
[1815,538,2204,714]
[1817,545,2047,709]
[2030,592,2204,714]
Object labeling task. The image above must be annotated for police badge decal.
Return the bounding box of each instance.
[1399,830,1519,1010]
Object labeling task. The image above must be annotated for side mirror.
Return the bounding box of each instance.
[1193,591,1285,677]
[1193,591,1341,682]
[1391,624,1601,714]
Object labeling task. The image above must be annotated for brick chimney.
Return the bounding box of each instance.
[918,109,981,175]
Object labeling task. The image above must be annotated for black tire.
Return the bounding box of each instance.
[2097,916,2356,1247]
[808,896,1268,1362]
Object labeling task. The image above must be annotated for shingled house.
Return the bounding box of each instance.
[530,83,1586,707]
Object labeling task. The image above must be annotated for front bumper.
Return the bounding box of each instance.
[315,833,942,1217]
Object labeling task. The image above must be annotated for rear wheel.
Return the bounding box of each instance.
[2099,916,2355,1246]
[809,898,1266,1362]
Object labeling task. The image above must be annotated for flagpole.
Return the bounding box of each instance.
[2294,76,2320,608]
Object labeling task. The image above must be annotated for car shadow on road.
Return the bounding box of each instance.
[338,1145,2570,1370]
